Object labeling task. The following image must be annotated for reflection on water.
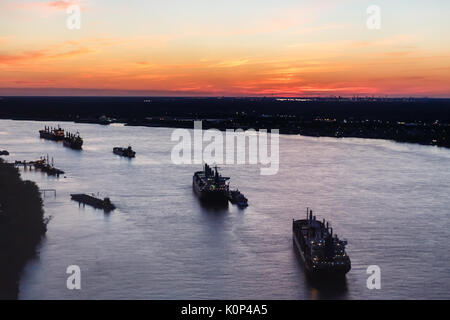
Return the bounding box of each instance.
[0,119,449,299]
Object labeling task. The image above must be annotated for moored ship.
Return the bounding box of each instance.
[39,126,65,141]
[293,208,351,277]
[63,131,83,150]
[113,146,136,158]
[193,164,229,206]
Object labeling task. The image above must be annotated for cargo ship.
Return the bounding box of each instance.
[113,146,136,158]
[39,126,65,141]
[293,208,351,276]
[63,131,83,150]
[193,164,229,206]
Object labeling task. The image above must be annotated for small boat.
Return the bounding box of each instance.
[71,194,115,212]
[228,189,248,208]
[113,146,136,158]
[0,150,9,156]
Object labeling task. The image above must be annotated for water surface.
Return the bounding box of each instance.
[0,119,449,299]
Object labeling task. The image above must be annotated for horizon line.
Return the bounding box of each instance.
[1,95,450,99]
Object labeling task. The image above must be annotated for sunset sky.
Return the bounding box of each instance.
[1,0,449,97]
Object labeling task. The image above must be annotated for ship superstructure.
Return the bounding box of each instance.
[39,126,65,141]
[193,164,229,205]
[113,146,136,158]
[293,208,351,276]
[63,131,83,150]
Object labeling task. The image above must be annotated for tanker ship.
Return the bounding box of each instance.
[193,164,229,206]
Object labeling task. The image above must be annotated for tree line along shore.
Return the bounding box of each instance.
[0,97,449,148]
[0,159,48,299]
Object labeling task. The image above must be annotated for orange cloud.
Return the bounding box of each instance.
[0,50,47,64]
[47,1,73,9]
[0,47,96,65]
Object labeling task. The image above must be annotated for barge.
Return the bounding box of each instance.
[71,193,115,212]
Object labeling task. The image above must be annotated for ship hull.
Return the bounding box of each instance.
[192,178,229,206]
[39,131,63,141]
[63,139,83,150]
[293,220,351,277]
[113,148,135,158]
[71,194,115,212]
[293,235,350,276]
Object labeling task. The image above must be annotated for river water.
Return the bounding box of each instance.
[0,119,449,299]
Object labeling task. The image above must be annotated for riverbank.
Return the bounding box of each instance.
[124,117,450,148]
[1,96,449,149]
[3,115,449,148]
[0,159,48,299]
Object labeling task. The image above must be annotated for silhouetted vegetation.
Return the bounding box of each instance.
[1,96,450,122]
[1,96,449,147]
[0,159,47,299]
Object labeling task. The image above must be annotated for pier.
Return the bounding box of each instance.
[14,155,65,177]
[40,189,57,197]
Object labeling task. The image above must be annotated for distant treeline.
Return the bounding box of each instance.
[0,96,450,122]
[0,159,47,299]
[1,96,449,148]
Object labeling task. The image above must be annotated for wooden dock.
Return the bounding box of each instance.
[40,189,57,197]
[14,155,65,177]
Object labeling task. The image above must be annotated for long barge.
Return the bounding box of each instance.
[71,194,115,212]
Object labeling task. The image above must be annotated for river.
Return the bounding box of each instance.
[0,119,449,299]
